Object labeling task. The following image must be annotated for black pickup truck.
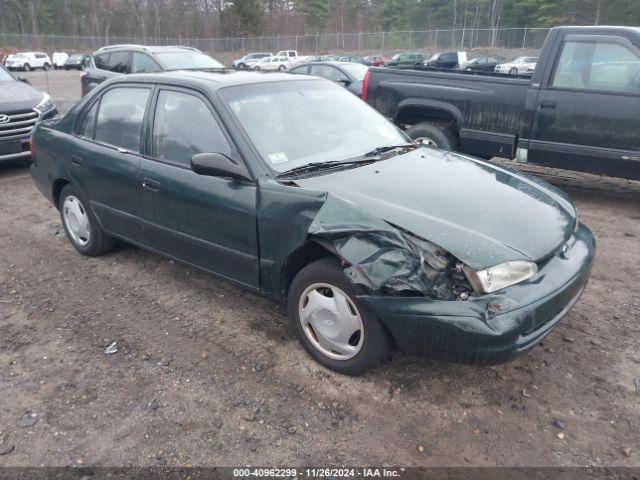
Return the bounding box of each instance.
[363,26,640,180]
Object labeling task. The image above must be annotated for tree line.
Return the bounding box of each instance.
[1,0,639,40]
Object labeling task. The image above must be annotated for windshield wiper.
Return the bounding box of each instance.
[276,158,379,179]
[361,143,418,158]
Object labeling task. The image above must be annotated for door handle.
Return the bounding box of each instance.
[70,155,83,166]
[142,178,161,191]
[538,101,557,109]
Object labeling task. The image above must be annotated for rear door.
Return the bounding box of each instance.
[70,84,152,240]
[138,87,259,288]
[529,33,640,179]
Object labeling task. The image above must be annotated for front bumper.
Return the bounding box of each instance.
[359,223,596,364]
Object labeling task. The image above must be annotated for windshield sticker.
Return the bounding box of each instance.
[268,152,289,164]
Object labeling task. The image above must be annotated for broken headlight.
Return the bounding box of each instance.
[463,261,538,294]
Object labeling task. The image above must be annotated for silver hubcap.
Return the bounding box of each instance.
[62,195,91,247]
[298,283,364,360]
[414,137,438,147]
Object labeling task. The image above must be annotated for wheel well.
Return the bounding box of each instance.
[52,179,70,209]
[280,240,337,301]
[397,107,458,132]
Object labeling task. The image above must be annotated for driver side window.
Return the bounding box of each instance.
[152,90,231,166]
[552,39,640,93]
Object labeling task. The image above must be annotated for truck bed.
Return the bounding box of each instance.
[366,67,531,159]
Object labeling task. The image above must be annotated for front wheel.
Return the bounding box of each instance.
[288,258,391,375]
[406,122,458,151]
[509,67,518,75]
[23,64,31,72]
[43,63,51,71]
[59,185,114,256]
[278,65,286,71]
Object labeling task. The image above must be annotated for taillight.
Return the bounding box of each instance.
[362,70,371,102]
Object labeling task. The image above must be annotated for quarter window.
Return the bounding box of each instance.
[78,100,99,138]
[152,90,230,166]
[94,53,109,70]
[552,39,640,93]
[95,87,150,152]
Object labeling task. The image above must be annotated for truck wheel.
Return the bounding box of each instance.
[509,67,518,75]
[288,257,391,375]
[59,185,114,256]
[406,122,458,151]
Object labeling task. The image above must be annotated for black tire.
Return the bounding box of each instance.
[23,64,31,72]
[43,63,50,71]
[406,122,458,151]
[237,63,245,69]
[278,65,286,71]
[59,184,114,256]
[509,67,518,75]
[287,257,391,375]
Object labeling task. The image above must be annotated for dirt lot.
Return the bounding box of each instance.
[0,70,639,468]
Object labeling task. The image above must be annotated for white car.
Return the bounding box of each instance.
[253,56,290,71]
[495,56,538,75]
[4,52,52,71]
[232,52,272,69]
[52,52,69,69]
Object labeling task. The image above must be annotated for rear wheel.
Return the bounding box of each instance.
[59,185,114,256]
[43,63,51,71]
[23,63,31,72]
[509,67,518,75]
[278,65,286,71]
[288,257,391,375]
[406,122,458,151]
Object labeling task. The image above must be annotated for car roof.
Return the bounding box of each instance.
[115,70,314,90]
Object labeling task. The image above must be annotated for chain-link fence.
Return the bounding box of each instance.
[1,27,549,55]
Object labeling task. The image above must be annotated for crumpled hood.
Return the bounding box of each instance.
[295,148,576,270]
[0,81,44,112]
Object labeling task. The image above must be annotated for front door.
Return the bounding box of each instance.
[139,87,260,288]
[69,85,151,240]
[529,34,640,180]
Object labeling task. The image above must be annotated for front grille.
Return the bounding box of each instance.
[0,109,39,140]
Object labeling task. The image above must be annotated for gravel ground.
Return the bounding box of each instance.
[0,70,638,468]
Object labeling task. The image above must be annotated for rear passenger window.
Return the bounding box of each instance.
[152,90,230,165]
[94,53,109,70]
[131,53,160,73]
[78,100,99,138]
[106,51,129,73]
[95,87,150,152]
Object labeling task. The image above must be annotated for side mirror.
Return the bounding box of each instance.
[337,78,351,86]
[191,152,252,182]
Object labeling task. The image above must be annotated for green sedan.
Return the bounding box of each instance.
[30,71,595,374]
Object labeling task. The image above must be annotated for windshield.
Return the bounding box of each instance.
[155,52,223,70]
[0,67,14,81]
[221,80,409,173]
[340,63,368,80]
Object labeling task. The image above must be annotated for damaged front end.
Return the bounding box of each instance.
[307,194,474,300]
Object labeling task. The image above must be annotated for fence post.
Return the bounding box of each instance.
[434,30,438,49]
[359,31,362,51]
[382,31,385,50]
[315,33,318,53]
[522,26,527,49]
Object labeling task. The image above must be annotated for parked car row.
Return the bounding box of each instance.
[3,50,93,71]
